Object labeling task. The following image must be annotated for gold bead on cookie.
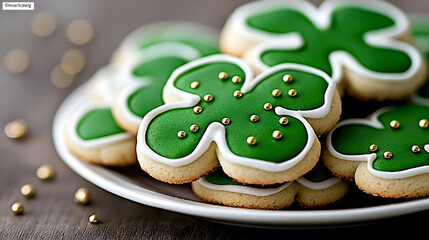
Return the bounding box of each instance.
[74,188,91,205]
[190,81,200,89]
[11,202,24,215]
[233,90,243,98]
[246,136,257,145]
[190,124,199,133]
[279,117,289,126]
[203,94,214,102]
[21,184,35,198]
[369,144,378,153]
[282,74,293,83]
[177,131,187,139]
[88,214,99,224]
[221,118,231,125]
[411,145,421,153]
[250,115,259,123]
[389,120,400,129]
[272,130,283,140]
[232,76,242,83]
[263,103,272,111]
[419,119,428,129]
[272,89,282,98]
[218,72,228,80]
[288,89,297,97]
[193,106,203,114]
[383,151,393,159]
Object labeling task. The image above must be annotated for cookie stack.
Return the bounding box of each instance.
[65,0,429,209]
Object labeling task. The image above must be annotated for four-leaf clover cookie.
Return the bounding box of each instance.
[137,54,341,185]
[324,104,429,198]
[221,0,426,101]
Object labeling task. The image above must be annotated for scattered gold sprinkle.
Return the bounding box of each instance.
[31,11,57,37]
[222,118,231,125]
[272,130,283,140]
[190,124,199,133]
[279,117,289,126]
[177,131,187,139]
[4,48,29,74]
[232,76,242,83]
[419,119,428,129]
[4,120,27,139]
[250,115,259,123]
[218,72,228,80]
[20,184,35,198]
[74,188,91,205]
[383,151,393,159]
[233,90,243,98]
[288,89,297,97]
[369,144,378,153]
[389,120,400,129]
[283,74,293,83]
[247,136,257,145]
[11,202,24,215]
[66,19,94,45]
[60,49,86,76]
[272,89,282,98]
[37,164,54,180]
[263,103,272,111]
[190,81,200,89]
[411,145,421,153]
[203,94,214,102]
[50,64,75,89]
[193,106,203,114]
[88,214,99,224]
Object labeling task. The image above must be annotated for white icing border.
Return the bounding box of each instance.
[90,65,122,103]
[326,106,429,179]
[231,0,423,84]
[67,102,133,148]
[137,54,336,172]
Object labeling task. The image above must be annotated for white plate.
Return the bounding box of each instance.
[52,82,429,228]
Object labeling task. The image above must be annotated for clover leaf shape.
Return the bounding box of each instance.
[137,54,338,185]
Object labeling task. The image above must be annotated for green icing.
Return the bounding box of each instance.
[410,17,429,99]
[302,161,333,182]
[246,6,412,75]
[331,105,429,172]
[146,61,331,163]
[77,108,125,140]
[204,170,242,186]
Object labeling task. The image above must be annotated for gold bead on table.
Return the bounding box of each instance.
[193,106,203,114]
[233,90,243,98]
[246,136,257,145]
[37,164,54,180]
[272,130,283,140]
[203,94,214,102]
[263,103,273,111]
[190,81,200,89]
[383,151,393,159]
[419,119,428,129]
[74,188,91,205]
[21,184,35,198]
[411,145,421,153]
[232,76,242,83]
[221,118,231,125]
[272,89,282,98]
[11,202,24,215]
[4,120,27,139]
[282,74,293,83]
[218,72,228,80]
[177,131,187,139]
[369,144,378,153]
[279,117,289,126]
[389,120,400,129]
[288,89,297,97]
[88,214,99,224]
[250,115,259,123]
[189,124,199,133]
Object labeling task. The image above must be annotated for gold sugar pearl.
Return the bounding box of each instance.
[218,72,228,80]
[283,74,293,83]
[383,151,393,159]
[88,214,100,224]
[67,19,94,45]
[203,94,214,102]
[177,131,187,139]
[193,106,203,114]
[232,76,242,83]
[411,145,421,153]
[233,90,243,98]
[31,11,57,37]
[4,120,28,139]
[288,89,298,97]
[389,120,400,129]
[61,49,86,76]
[247,136,257,145]
[4,48,30,74]
[190,124,199,133]
[272,89,282,98]
[369,144,378,153]
[419,119,428,129]
[222,118,231,125]
[11,202,24,215]
[37,164,54,180]
[74,188,91,205]
[272,130,283,140]
[50,64,75,89]
[279,117,289,126]
[21,184,35,198]
[190,81,200,89]
[250,115,259,123]
[263,103,273,111]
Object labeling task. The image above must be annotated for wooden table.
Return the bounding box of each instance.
[1,0,428,238]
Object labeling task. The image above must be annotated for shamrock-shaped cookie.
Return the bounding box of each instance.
[137,54,341,185]
[324,104,429,198]
[192,163,349,209]
[221,0,426,100]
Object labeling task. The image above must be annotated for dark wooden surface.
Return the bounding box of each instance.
[1,0,428,239]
